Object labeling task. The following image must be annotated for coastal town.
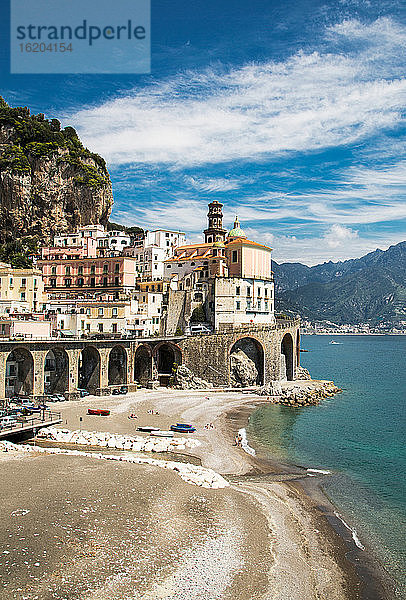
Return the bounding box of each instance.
[1,200,276,343]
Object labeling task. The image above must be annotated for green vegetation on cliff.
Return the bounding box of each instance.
[0,97,108,188]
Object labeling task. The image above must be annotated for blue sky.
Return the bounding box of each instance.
[1,0,406,264]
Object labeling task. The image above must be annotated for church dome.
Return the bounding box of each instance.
[227,216,246,239]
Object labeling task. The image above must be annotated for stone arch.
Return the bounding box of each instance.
[229,337,264,386]
[78,346,101,392]
[108,345,127,386]
[6,347,34,398]
[154,342,182,385]
[44,348,69,394]
[281,333,294,381]
[134,345,152,387]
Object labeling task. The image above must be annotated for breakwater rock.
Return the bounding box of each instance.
[0,437,229,489]
[36,427,201,453]
[257,380,341,406]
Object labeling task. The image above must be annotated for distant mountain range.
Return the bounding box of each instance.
[273,241,406,325]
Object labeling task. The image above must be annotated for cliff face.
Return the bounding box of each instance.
[0,101,113,246]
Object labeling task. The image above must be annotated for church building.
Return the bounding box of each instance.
[161,201,275,334]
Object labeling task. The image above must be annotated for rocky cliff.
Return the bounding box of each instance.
[0,99,113,248]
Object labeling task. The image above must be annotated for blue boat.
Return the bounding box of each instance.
[170,423,196,433]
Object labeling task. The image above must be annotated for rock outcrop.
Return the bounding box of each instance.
[295,365,312,380]
[173,365,213,389]
[230,349,258,387]
[0,100,113,246]
[258,380,341,406]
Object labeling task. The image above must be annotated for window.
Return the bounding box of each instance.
[98,323,103,332]
[112,323,117,333]
[90,265,96,275]
[20,292,26,301]
[236,286,240,295]
[115,263,120,273]
[21,278,27,287]
[86,308,91,315]
[98,307,104,316]
[103,264,108,274]
[154,264,157,270]
[50,278,56,288]
[103,277,108,287]
[247,299,251,310]
[86,323,90,331]
[165,233,169,237]
[64,279,71,287]
[167,265,171,269]
[264,288,268,297]
[236,301,241,310]
[152,295,155,303]
[232,250,238,263]
[112,307,118,316]
[78,278,84,287]
[78,265,83,275]
[9,278,13,287]
[265,301,269,311]
[247,286,251,295]
[142,295,146,302]
[65,266,70,275]
[114,276,119,286]
[90,277,95,287]
[81,320,85,330]
[51,266,56,275]
[257,300,261,310]
[258,288,261,296]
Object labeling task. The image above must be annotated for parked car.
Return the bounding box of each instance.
[112,386,128,395]
[0,415,18,429]
[188,324,212,335]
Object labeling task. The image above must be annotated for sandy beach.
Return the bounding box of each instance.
[0,388,396,600]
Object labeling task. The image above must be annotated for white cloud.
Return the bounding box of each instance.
[246,226,402,265]
[184,176,242,192]
[67,17,406,168]
[323,224,358,248]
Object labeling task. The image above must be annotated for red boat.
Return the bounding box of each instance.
[87,408,110,416]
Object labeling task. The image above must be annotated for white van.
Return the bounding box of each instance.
[189,324,212,335]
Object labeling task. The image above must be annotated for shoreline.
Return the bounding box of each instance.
[223,399,398,600]
[0,387,398,599]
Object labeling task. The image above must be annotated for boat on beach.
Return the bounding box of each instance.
[137,426,161,432]
[170,423,196,433]
[87,409,110,416]
[150,430,174,438]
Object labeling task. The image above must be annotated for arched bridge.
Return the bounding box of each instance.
[0,320,300,400]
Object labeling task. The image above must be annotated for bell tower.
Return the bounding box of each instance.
[203,200,227,243]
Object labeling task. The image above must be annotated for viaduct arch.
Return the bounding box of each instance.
[0,319,300,398]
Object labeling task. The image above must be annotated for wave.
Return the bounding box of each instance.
[334,511,365,550]
[238,428,256,456]
[307,468,331,475]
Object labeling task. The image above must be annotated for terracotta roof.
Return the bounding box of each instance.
[226,238,273,251]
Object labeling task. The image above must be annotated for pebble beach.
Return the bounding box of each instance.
[0,387,394,600]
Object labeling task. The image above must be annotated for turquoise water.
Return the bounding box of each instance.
[248,335,406,597]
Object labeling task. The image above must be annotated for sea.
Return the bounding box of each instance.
[247,335,406,598]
